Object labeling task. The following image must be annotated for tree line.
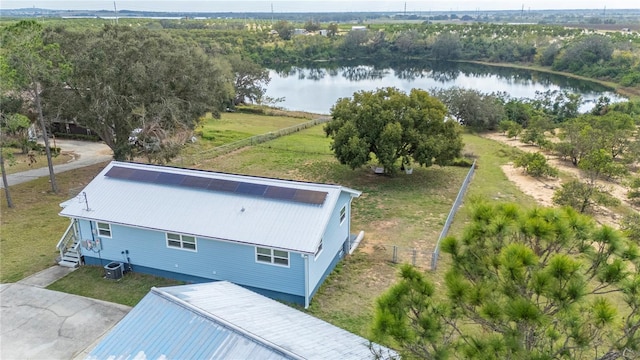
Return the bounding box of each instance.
[24,19,639,89]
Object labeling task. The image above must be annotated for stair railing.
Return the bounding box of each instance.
[56,221,76,259]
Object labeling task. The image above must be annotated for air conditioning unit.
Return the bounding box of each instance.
[104,262,124,280]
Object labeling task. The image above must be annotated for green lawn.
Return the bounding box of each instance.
[47,266,183,306]
[176,111,322,167]
[191,111,315,148]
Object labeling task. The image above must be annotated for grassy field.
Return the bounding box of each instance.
[1,122,537,340]
[189,111,316,148]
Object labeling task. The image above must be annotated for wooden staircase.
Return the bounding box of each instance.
[57,222,81,268]
[59,241,81,268]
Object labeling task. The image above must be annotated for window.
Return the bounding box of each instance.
[96,222,112,238]
[315,239,323,260]
[256,247,289,267]
[339,205,347,224]
[166,233,197,251]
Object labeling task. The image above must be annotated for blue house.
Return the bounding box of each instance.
[57,161,361,307]
[87,281,396,359]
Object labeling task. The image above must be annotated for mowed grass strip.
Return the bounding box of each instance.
[187,111,315,150]
[47,265,183,306]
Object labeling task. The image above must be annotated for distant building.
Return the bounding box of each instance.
[351,25,367,31]
[293,28,307,35]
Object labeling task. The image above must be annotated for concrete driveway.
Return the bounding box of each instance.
[1,139,112,188]
[0,267,130,360]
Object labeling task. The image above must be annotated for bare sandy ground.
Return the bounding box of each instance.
[483,132,637,226]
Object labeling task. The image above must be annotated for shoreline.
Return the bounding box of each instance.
[461,60,639,100]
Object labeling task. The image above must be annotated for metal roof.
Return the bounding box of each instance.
[87,281,395,360]
[60,161,360,254]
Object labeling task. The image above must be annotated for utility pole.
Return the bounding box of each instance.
[114,1,118,25]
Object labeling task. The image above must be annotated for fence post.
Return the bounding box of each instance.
[392,246,398,263]
[412,248,417,266]
[431,250,438,271]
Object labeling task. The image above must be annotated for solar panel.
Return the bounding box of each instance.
[181,175,212,189]
[129,169,159,182]
[293,189,327,205]
[105,166,328,205]
[207,179,239,192]
[236,183,268,196]
[264,186,297,201]
[156,172,186,185]
[105,166,136,179]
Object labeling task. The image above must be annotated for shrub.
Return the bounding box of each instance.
[553,180,619,213]
[451,158,474,167]
[513,152,558,178]
[53,132,101,142]
[627,176,640,205]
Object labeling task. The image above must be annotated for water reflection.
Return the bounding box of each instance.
[266,61,624,114]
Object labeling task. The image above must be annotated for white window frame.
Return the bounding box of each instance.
[314,239,323,260]
[166,232,197,252]
[96,222,112,238]
[255,247,289,267]
[339,205,347,225]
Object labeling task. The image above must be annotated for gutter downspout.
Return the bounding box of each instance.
[304,254,309,309]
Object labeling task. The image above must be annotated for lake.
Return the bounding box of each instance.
[265,61,624,114]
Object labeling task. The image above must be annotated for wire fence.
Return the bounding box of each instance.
[370,161,476,271]
[177,116,331,166]
[430,160,476,271]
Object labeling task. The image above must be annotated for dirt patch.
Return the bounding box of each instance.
[484,132,637,227]
[358,219,401,255]
[501,164,560,207]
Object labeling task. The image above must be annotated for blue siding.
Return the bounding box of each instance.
[82,258,306,305]
[308,192,352,294]
[310,248,343,298]
[77,219,305,298]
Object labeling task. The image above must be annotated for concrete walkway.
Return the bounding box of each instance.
[1,139,112,188]
[1,266,130,360]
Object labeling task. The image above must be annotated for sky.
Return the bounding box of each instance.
[1,0,637,13]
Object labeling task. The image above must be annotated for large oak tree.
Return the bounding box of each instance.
[46,25,234,160]
[325,87,463,174]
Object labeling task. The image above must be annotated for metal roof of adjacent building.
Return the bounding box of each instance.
[87,281,396,360]
[60,161,360,254]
